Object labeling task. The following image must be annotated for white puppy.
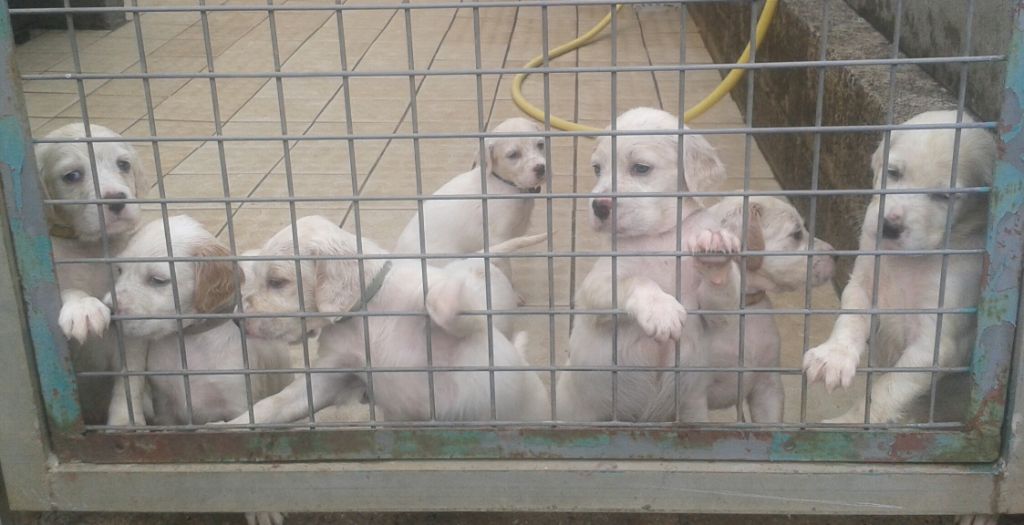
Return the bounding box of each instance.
[803,110,995,424]
[105,216,291,426]
[223,216,549,425]
[393,117,547,266]
[679,196,835,422]
[555,107,730,422]
[36,122,153,424]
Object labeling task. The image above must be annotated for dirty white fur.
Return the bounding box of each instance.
[104,216,291,426]
[36,123,153,423]
[555,107,729,422]
[225,216,549,425]
[682,196,834,422]
[393,117,547,271]
[803,110,995,424]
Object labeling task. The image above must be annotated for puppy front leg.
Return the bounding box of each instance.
[827,336,939,424]
[59,288,111,344]
[747,372,784,423]
[803,256,873,391]
[225,352,365,425]
[107,338,150,426]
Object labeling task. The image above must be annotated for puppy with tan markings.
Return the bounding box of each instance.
[225,216,549,426]
[556,107,730,422]
[104,216,291,426]
[803,110,994,425]
[36,122,153,423]
[643,196,835,422]
[394,117,547,269]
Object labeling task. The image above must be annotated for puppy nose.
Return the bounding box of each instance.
[881,218,903,240]
[105,191,127,214]
[591,198,612,220]
[533,164,546,178]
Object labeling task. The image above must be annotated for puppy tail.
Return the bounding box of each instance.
[426,274,484,338]
[481,232,550,255]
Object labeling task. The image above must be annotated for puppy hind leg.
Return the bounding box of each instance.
[747,372,784,423]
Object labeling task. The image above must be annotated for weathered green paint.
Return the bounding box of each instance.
[967,0,1024,444]
[0,3,82,433]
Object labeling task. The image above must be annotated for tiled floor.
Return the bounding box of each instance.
[16,1,859,423]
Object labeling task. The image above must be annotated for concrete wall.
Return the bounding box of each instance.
[844,0,1013,122]
[688,0,962,287]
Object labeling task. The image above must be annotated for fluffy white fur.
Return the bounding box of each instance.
[36,122,153,424]
[224,216,549,425]
[555,107,729,422]
[685,196,835,422]
[803,110,995,424]
[393,117,547,266]
[104,216,291,426]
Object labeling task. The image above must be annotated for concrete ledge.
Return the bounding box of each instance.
[689,0,962,286]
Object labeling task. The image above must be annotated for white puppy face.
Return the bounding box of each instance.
[108,216,235,339]
[864,110,995,251]
[240,216,365,343]
[715,196,835,293]
[35,123,152,241]
[589,107,725,236]
[475,117,547,191]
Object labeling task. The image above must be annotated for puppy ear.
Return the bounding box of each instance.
[310,230,360,314]
[682,135,726,193]
[745,202,765,272]
[130,149,155,199]
[193,240,237,313]
[471,140,494,173]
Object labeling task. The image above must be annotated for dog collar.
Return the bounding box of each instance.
[332,260,393,324]
[182,299,239,336]
[491,172,542,194]
[49,223,78,239]
[744,289,768,305]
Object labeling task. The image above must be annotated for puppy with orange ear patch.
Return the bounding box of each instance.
[104,216,291,426]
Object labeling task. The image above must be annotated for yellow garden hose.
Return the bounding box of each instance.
[511,0,780,132]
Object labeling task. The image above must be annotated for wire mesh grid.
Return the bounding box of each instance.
[3,0,1021,462]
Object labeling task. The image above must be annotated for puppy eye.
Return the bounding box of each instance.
[930,191,953,202]
[267,277,288,289]
[506,150,521,160]
[116,159,131,172]
[592,164,601,177]
[631,163,651,176]
[62,170,83,184]
[886,167,901,180]
[536,141,544,150]
[115,265,123,276]
[791,230,804,241]
[148,275,169,286]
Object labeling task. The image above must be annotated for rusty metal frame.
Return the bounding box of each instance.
[1,0,1024,514]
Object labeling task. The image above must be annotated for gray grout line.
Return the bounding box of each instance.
[633,8,664,111]
[337,3,465,230]
[212,2,398,237]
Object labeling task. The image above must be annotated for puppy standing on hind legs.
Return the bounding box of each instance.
[35,123,154,424]
[803,110,995,425]
[555,107,728,423]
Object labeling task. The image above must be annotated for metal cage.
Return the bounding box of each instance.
[2,0,1024,517]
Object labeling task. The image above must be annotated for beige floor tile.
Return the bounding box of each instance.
[58,93,166,121]
[21,78,104,95]
[152,77,266,121]
[31,117,139,138]
[13,52,68,74]
[24,92,80,118]
[172,139,284,175]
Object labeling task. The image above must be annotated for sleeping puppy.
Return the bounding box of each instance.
[555,107,729,422]
[36,122,153,424]
[221,216,549,426]
[393,117,547,274]
[104,216,291,426]
[656,196,835,422]
[803,110,995,424]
